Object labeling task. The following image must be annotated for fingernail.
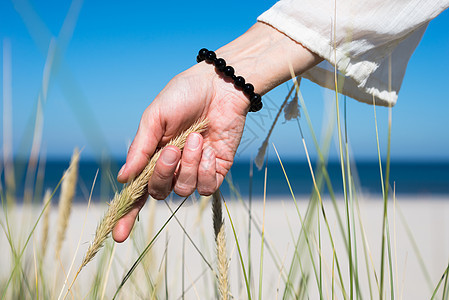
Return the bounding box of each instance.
[118,164,126,177]
[186,133,200,150]
[162,148,178,165]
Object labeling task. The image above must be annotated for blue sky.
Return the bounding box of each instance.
[1,0,448,162]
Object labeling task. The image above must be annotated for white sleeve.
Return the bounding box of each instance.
[258,0,449,106]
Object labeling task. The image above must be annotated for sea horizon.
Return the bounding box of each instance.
[2,158,448,202]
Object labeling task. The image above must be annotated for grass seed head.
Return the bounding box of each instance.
[79,119,208,271]
[212,191,229,300]
[55,148,80,259]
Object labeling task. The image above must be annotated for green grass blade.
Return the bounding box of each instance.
[442,259,449,300]
[258,161,268,300]
[317,196,322,300]
[222,192,252,300]
[1,176,62,299]
[344,96,361,299]
[353,182,375,300]
[294,80,349,253]
[225,177,286,282]
[248,159,254,293]
[385,217,395,300]
[273,144,319,299]
[163,200,214,272]
[182,225,186,300]
[372,95,386,298]
[112,196,189,299]
[165,231,169,299]
[282,201,310,299]
[290,75,351,299]
[333,65,352,300]
[397,206,433,290]
[379,106,393,300]
[431,262,449,299]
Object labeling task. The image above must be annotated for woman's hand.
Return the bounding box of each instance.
[112,63,250,242]
[112,22,322,243]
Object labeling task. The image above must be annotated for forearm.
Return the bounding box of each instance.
[215,22,323,96]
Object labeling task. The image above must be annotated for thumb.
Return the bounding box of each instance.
[118,108,163,183]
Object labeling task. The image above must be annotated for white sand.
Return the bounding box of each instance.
[1,194,448,299]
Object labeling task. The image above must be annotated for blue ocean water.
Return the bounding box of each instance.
[225,160,449,197]
[2,159,448,203]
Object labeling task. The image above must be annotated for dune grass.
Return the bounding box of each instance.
[1,85,448,299]
[1,9,448,296]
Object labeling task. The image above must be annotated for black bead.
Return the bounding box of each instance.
[250,100,263,112]
[205,51,216,62]
[243,83,254,95]
[214,58,226,71]
[196,55,204,63]
[223,66,235,77]
[234,76,245,88]
[250,93,261,103]
[196,48,262,112]
[198,48,208,59]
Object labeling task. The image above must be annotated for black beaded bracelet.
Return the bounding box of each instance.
[196,48,263,112]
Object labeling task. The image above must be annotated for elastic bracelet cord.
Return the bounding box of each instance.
[196,48,263,112]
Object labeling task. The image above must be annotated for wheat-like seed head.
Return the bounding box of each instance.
[79,119,208,270]
[212,190,229,300]
[212,192,222,238]
[55,148,80,259]
[255,140,269,170]
[216,225,229,300]
[284,93,300,121]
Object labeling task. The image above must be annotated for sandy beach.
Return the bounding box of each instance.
[1,194,448,299]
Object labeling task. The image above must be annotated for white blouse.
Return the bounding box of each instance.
[258,0,449,106]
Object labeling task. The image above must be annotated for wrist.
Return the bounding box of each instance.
[197,48,263,112]
[215,22,322,95]
[179,61,251,114]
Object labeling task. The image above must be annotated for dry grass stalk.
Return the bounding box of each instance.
[79,119,208,271]
[40,189,52,258]
[212,190,229,300]
[254,79,300,169]
[195,195,211,225]
[284,92,300,121]
[146,196,157,243]
[55,148,80,259]
[143,196,157,270]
